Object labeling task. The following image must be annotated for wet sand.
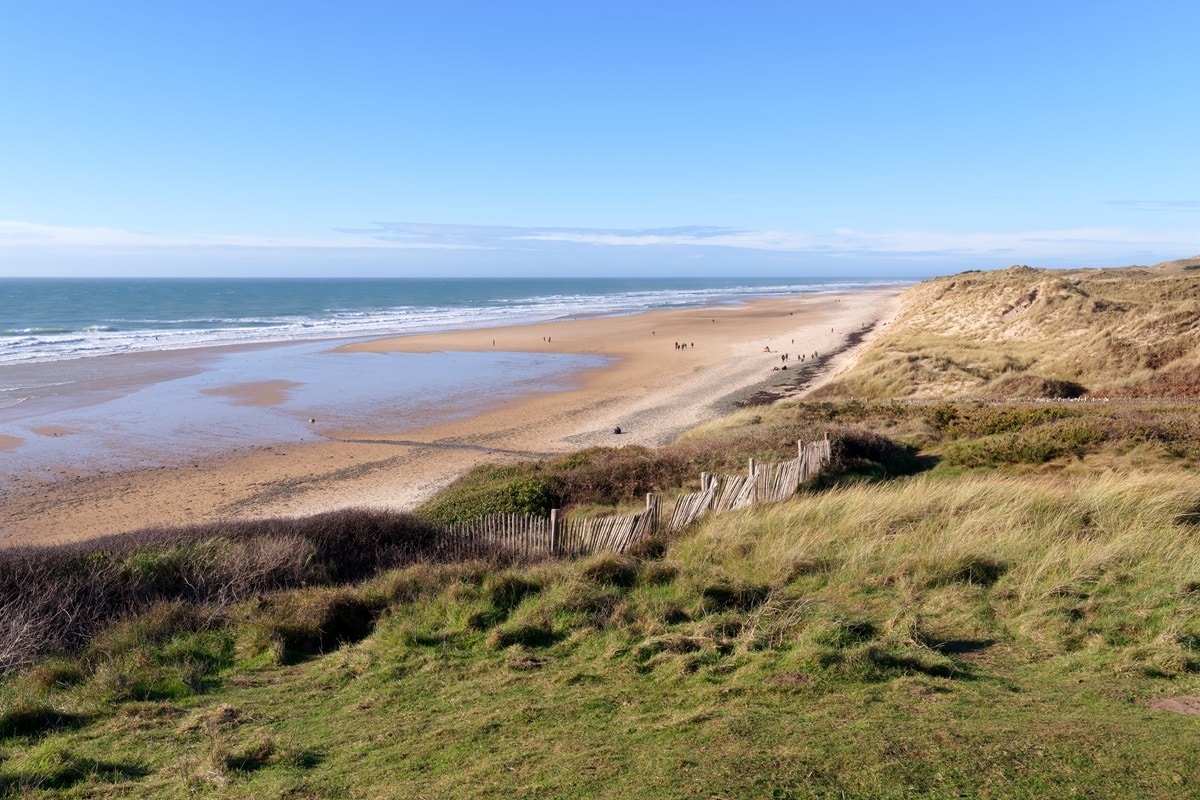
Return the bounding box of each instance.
[200,379,305,407]
[0,288,902,548]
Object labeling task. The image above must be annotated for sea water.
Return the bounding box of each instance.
[0,276,898,479]
[0,277,893,367]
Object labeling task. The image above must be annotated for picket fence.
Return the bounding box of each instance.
[439,437,831,560]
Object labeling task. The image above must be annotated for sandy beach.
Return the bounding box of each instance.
[0,287,901,548]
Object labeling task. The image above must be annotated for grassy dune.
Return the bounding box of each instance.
[6,263,1200,797]
[814,256,1200,399]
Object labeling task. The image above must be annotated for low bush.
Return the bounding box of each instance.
[930,404,1077,438]
[419,473,559,525]
[942,419,1108,467]
[0,509,458,672]
[986,375,1088,399]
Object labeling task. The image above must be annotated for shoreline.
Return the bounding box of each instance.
[0,287,903,548]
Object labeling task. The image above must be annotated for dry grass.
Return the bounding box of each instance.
[671,469,1200,674]
[0,509,506,673]
[814,263,1200,400]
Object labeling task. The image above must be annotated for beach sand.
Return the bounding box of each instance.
[0,288,901,548]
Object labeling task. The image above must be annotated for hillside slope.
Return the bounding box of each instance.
[814,257,1200,400]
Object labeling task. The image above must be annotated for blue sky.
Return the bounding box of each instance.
[1,1,1197,278]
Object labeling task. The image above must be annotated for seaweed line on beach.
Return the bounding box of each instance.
[322,437,556,460]
[730,322,877,409]
[215,455,413,516]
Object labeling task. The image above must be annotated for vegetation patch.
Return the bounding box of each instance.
[0,703,88,741]
[246,588,383,664]
[578,552,640,588]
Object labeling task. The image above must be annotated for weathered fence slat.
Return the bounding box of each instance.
[436,436,831,557]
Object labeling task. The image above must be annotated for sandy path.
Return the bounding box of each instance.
[0,288,901,548]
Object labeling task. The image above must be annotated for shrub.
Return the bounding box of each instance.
[420,473,558,524]
[943,418,1107,467]
[0,509,451,672]
[986,375,1088,399]
[545,447,693,506]
[822,426,923,482]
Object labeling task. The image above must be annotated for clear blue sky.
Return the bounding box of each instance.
[2,1,1197,278]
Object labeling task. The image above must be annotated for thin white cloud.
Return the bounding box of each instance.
[516,224,1199,261]
[0,220,477,250]
[1109,200,1200,212]
[1,219,1196,266]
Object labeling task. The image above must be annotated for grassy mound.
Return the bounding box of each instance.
[814,263,1200,400]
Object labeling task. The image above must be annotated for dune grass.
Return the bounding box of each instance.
[814,264,1200,400]
[6,452,1200,796]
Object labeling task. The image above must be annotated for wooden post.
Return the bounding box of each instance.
[748,457,756,477]
[550,508,560,556]
[797,439,803,458]
[646,492,660,535]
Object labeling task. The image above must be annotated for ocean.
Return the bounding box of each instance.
[0,277,895,366]
[0,276,898,480]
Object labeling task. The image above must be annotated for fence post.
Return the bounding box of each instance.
[797,439,803,459]
[550,508,560,556]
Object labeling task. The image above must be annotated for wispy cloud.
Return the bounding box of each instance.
[348,221,1198,260]
[2,219,1197,268]
[1109,200,1200,212]
[335,222,750,248]
[0,220,469,250]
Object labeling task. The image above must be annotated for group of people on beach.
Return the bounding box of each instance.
[768,346,821,372]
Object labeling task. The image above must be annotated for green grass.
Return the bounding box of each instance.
[9,396,1200,796]
[7,456,1200,796]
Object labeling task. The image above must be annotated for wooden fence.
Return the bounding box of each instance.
[438,437,831,560]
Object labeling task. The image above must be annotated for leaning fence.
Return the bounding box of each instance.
[438,436,831,559]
